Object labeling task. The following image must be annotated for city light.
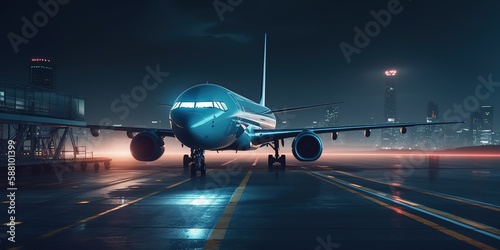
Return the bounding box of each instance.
[31,58,50,62]
[385,69,397,76]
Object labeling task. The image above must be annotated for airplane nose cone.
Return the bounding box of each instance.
[171,111,205,129]
[171,111,211,147]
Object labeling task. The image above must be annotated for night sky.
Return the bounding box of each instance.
[1,1,500,130]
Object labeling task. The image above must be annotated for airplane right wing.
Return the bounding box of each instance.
[251,121,463,145]
[263,102,344,114]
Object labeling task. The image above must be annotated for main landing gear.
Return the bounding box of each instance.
[268,139,286,170]
[183,148,206,178]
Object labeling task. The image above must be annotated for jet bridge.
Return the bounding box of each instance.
[0,81,111,174]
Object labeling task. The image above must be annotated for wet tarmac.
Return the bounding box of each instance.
[2,152,500,249]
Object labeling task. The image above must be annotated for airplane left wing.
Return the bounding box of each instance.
[0,114,175,137]
[251,121,463,145]
[86,125,175,138]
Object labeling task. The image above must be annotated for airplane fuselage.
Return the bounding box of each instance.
[169,84,276,151]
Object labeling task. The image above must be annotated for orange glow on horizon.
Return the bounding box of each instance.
[321,152,500,158]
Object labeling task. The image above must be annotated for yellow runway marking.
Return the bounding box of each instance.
[10,177,191,250]
[307,172,497,250]
[204,171,253,250]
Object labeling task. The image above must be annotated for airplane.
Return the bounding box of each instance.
[87,33,462,177]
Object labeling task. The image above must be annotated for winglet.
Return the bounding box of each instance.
[259,33,267,106]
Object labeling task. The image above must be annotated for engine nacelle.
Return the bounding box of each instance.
[400,127,407,134]
[130,130,165,161]
[291,131,323,161]
[364,129,371,137]
[127,131,135,139]
[332,132,338,140]
[90,128,100,137]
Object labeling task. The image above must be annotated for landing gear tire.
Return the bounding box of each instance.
[183,154,190,168]
[190,163,197,177]
[188,148,206,178]
[201,163,207,177]
[279,155,286,169]
[268,140,287,170]
[268,155,274,170]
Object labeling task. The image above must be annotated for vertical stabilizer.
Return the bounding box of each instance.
[259,33,267,106]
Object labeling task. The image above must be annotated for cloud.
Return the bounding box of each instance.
[185,22,251,43]
[135,2,250,44]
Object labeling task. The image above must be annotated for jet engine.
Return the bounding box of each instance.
[130,130,165,161]
[291,131,323,161]
[90,128,100,137]
[400,127,407,134]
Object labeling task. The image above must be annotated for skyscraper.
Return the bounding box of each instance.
[382,69,397,149]
[426,101,438,122]
[479,105,494,145]
[30,58,54,90]
[470,111,481,146]
[425,101,442,147]
[470,105,494,145]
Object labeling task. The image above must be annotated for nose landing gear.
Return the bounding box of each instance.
[183,148,206,177]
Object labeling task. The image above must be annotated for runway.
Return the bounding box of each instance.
[3,152,500,249]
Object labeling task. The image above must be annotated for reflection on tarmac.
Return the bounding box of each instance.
[3,152,500,250]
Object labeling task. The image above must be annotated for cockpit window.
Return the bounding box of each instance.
[179,102,195,108]
[214,102,223,110]
[220,102,228,111]
[172,101,228,111]
[195,102,213,108]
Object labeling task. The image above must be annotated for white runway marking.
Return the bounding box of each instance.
[312,171,500,241]
[221,158,238,166]
[252,155,259,166]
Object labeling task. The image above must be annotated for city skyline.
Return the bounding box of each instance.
[1,1,499,133]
